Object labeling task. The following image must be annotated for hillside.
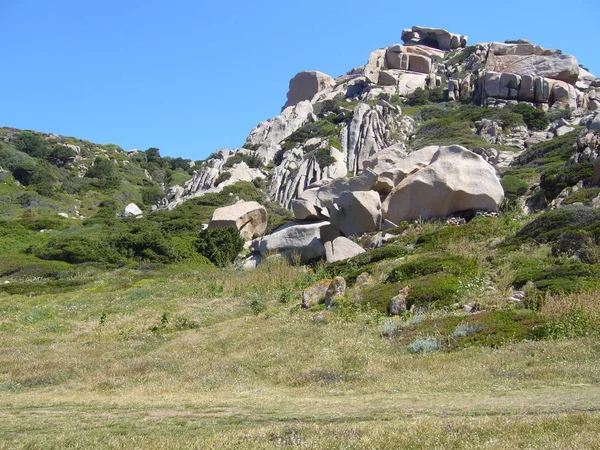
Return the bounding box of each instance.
[1,25,600,448]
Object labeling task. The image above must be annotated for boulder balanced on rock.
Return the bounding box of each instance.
[208,201,268,241]
[282,71,335,110]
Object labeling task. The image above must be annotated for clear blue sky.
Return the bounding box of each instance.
[1,0,598,161]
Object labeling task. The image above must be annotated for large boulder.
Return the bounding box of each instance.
[324,237,366,263]
[282,71,335,110]
[254,220,339,263]
[208,201,268,241]
[328,190,382,237]
[382,146,504,223]
[401,26,467,50]
[123,203,143,217]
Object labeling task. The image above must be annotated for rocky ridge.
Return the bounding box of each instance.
[159,25,600,262]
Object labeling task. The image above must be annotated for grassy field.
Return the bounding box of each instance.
[1,256,600,449]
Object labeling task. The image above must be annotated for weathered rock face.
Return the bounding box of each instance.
[208,201,268,241]
[282,71,336,110]
[254,220,340,263]
[247,101,315,163]
[480,71,578,108]
[402,26,467,50]
[382,146,504,223]
[269,102,415,208]
[486,49,579,85]
[123,203,143,217]
[324,237,365,263]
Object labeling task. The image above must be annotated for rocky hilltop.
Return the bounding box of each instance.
[155,25,599,264]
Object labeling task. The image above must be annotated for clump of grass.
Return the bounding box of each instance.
[407,336,439,353]
[452,323,482,338]
[380,319,400,337]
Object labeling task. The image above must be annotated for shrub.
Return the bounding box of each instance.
[14,131,49,158]
[388,255,478,283]
[214,171,232,186]
[510,103,549,131]
[141,186,164,206]
[194,226,244,267]
[539,163,594,201]
[501,175,529,199]
[530,310,595,339]
[407,337,439,353]
[223,152,263,169]
[406,88,429,106]
[47,145,75,166]
[452,323,482,338]
[314,148,336,167]
[280,118,340,151]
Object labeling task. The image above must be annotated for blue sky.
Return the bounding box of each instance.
[1,0,598,160]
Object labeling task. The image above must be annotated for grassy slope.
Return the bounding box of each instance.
[1,253,600,448]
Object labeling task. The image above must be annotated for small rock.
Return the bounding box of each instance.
[388,286,412,316]
[355,272,373,287]
[325,276,346,308]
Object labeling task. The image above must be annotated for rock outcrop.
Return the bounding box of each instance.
[208,201,268,241]
[157,23,596,234]
[283,71,335,110]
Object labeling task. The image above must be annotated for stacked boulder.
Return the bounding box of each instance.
[208,201,268,241]
[249,145,503,264]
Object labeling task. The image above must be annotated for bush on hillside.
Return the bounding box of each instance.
[14,131,49,158]
[510,103,549,131]
[194,226,244,268]
[501,175,529,199]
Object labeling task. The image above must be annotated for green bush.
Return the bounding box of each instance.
[530,310,595,339]
[223,152,263,169]
[508,206,600,246]
[510,103,549,131]
[214,172,232,186]
[501,175,529,199]
[539,163,594,200]
[194,226,244,268]
[406,88,429,106]
[14,131,50,158]
[388,255,478,283]
[280,118,340,151]
[47,145,75,166]
[314,148,336,167]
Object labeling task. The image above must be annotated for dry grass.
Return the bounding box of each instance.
[541,290,600,319]
[1,245,600,447]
